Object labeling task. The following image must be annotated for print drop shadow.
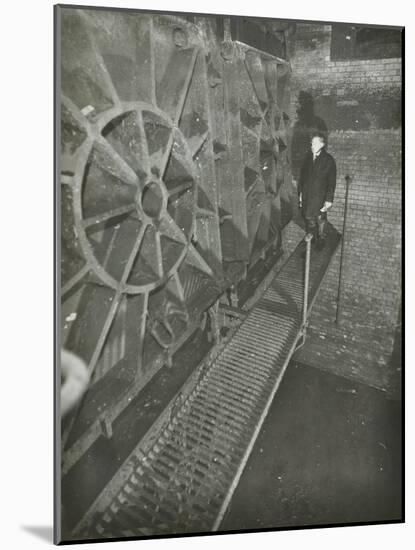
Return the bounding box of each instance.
[21,525,53,543]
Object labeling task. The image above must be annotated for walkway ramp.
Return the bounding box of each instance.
[73,223,341,540]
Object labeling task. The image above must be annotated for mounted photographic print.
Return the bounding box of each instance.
[55,3,403,544]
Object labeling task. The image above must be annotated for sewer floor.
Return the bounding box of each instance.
[221,361,402,531]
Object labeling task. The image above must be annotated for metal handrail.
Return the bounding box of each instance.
[303,232,313,328]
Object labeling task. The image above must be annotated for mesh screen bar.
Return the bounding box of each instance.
[73,223,341,540]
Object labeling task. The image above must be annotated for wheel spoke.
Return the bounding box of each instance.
[170,136,199,181]
[87,292,122,375]
[159,128,175,179]
[61,264,90,297]
[121,223,149,284]
[149,17,156,105]
[186,242,214,276]
[174,48,199,126]
[136,109,151,176]
[168,181,193,198]
[158,214,188,246]
[154,230,163,277]
[160,129,199,182]
[170,271,185,302]
[244,55,269,114]
[78,10,121,109]
[157,47,199,126]
[264,59,278,104]
[82,204,136,229]
[190,130,209,158]
[139,293,149,343]
[61,93,90,133]
[95,136,140,187]
[261,118,273,143]
[87,223,148,376]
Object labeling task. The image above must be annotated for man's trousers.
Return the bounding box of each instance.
[304,211,327,242]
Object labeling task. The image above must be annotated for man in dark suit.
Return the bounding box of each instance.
[298,132,336,249]
[291,91,328,181]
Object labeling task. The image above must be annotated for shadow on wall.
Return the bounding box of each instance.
[291,91,328,181]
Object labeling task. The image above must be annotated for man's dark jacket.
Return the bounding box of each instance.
[298,148,337,217]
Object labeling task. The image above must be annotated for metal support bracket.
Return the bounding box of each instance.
[208,302,221,344]
[99,415,113,439]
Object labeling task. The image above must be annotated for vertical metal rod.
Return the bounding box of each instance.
[303,233,312,333]
[335,174,352,324]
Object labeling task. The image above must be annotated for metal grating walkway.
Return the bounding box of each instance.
[74,225,341,540]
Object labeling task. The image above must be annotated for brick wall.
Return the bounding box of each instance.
[289,24,401,131]
[289,23,402,392]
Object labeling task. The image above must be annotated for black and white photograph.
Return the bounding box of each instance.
[55,3,403,545]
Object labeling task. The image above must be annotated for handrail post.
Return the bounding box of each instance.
[302,233,313,338]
